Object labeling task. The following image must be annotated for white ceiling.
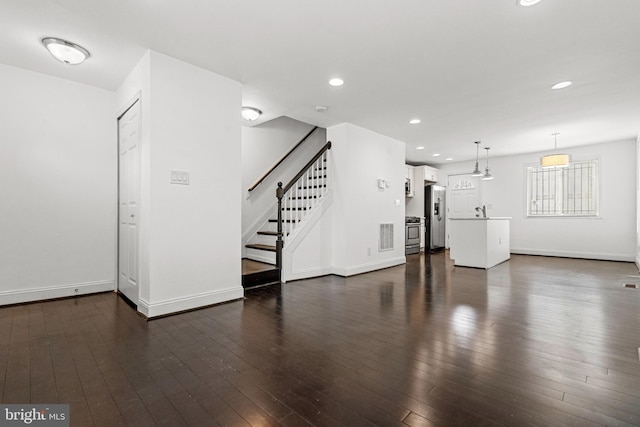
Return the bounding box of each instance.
[2,0,639,164]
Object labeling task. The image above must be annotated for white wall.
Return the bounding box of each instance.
[637,135,640,268]
[0,63,116,304]
[437,139,636,261]
[241,117,326,243]
[329,123,406,275]
[116,51,243,317]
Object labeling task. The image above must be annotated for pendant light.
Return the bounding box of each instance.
[471,141,483,176]
[482,147,494,180]
[541,133,570,168]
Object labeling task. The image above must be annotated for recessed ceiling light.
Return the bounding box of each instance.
[329,78,344,87]
[518,0,542,6]
[416,146,425,150]
[446,157,454,161]
[432,153,441,157]
[551,81,573,90]
[241,106,262,121]
[42,37,90,65]
[409,119,421,125]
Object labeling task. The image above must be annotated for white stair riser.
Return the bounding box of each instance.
[252,234,277,246]
[245,248,276,264]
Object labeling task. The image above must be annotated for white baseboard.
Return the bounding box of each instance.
[0,280,115,306]
[138,286,244,318]
[332,257,406,277]
[511,248,635,262]
[283,266,334,283]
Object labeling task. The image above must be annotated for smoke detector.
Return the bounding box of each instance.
[315,105,328,113]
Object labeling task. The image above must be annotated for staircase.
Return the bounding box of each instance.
[243,142,331,287]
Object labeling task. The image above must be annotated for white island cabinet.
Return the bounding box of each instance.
[449,218,511,269]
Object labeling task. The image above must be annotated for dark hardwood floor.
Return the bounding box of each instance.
[1,253,640,426]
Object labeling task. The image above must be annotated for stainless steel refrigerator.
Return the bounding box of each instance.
[425,185,446,251]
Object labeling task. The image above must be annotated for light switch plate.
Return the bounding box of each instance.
[170,170,189,185]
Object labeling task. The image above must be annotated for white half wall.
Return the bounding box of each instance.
[437,139,636,262]
[0,63,116,305]
[329,123,406,276]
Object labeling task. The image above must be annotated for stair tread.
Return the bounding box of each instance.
[268,219,299,223]
[257,231,278,236]
[245,243,277,252]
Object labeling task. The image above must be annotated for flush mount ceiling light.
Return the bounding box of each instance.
[42,37,90,65]
[416,146,425,150]
[432,153,441,157]
[482,147,494,181]
[471,141,483,177]
[241,106,262,121]
[541,133,570,167]
[329,78,344,87]
[446,157,454,161]
[409,119,421,125]
[518,0,542,6]
[551,81,573,90]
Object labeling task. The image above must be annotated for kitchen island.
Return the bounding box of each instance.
[449,217,511,269]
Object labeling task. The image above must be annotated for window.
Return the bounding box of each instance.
[526,160,599,217]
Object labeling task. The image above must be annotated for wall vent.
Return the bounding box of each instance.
[379,223,394,252]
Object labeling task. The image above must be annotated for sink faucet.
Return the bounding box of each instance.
[475,205,487,218]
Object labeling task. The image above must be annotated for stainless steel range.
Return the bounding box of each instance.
[405,216,420,255]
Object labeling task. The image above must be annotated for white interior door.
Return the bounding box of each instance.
[118,100,140,305]
[447,174,482,218]
[446,174,482,247]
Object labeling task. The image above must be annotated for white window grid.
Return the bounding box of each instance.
[526,160,599,217]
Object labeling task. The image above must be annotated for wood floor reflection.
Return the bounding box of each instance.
[1,253,639,426]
